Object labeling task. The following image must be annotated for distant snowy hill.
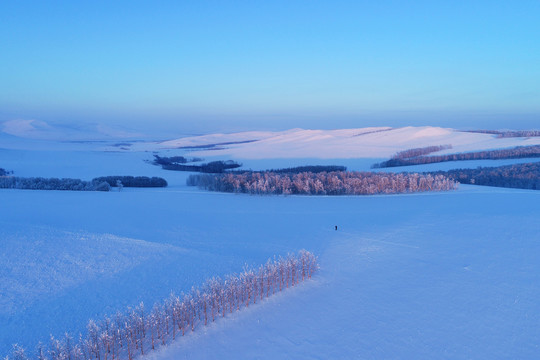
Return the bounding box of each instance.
[3,123,539,159]
[158,126,540,159]
[0,119,142,141]
[159,130,286,148]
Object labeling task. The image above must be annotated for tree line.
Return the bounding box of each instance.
[152,155,242,173]
[372,145,540,168]
[160,160,242,173]
[0,177,111,191]
[428,162,540,190]
[152,155,203,166]
[463,129,540,138]
[92,176,168,188]
[5,250,319,360]
[187,171,458,195]
[390,145,452,160]
[230,165,347,174]
[261,165,347,174]
[0,175,169,191]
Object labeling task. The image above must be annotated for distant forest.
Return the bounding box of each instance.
[188,171,458,195]
[93,176,168,188]
[0,175,169,191]
[0,177,111,191]
[152,155,203,166]
[373,145,540,168]
[153,155,242,173]
[428,162,540,190]
[391,145,452,160]
[463,130,540,138]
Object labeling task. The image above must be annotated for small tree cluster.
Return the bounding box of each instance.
[187,171,457,195]
[92,176,168,188]
[5,250,318,360]
[0,177,110,191]
[372,145,540,168]
[429,162,540,190]
[153,155,191,165]
[0,167,13,176]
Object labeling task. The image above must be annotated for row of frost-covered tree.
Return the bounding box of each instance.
[0,176,168,191]
[187,171,458,195]
[238,165,347,174]
[372,145,540,168]
[92,176,168,188]
[0,177,111,191]
[6,251,318,360]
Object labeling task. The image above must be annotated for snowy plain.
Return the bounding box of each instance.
[1,126,539,359]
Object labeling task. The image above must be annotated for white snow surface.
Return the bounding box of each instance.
[157,126,540,159]
[146,187,540,359]
[1,126,540,359]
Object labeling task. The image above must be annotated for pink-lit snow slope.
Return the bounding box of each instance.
[158,126,540,159]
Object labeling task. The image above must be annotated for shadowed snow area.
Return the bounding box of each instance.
[0,226,184,315]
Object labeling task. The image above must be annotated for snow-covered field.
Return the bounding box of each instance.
[1,126,539,358]
[148,187,540,360]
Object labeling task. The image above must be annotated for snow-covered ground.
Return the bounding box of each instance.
[1,126,539,358]
[147,186,540,360]
[155,126,540,159]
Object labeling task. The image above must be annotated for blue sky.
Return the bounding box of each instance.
[1,0,539,133]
